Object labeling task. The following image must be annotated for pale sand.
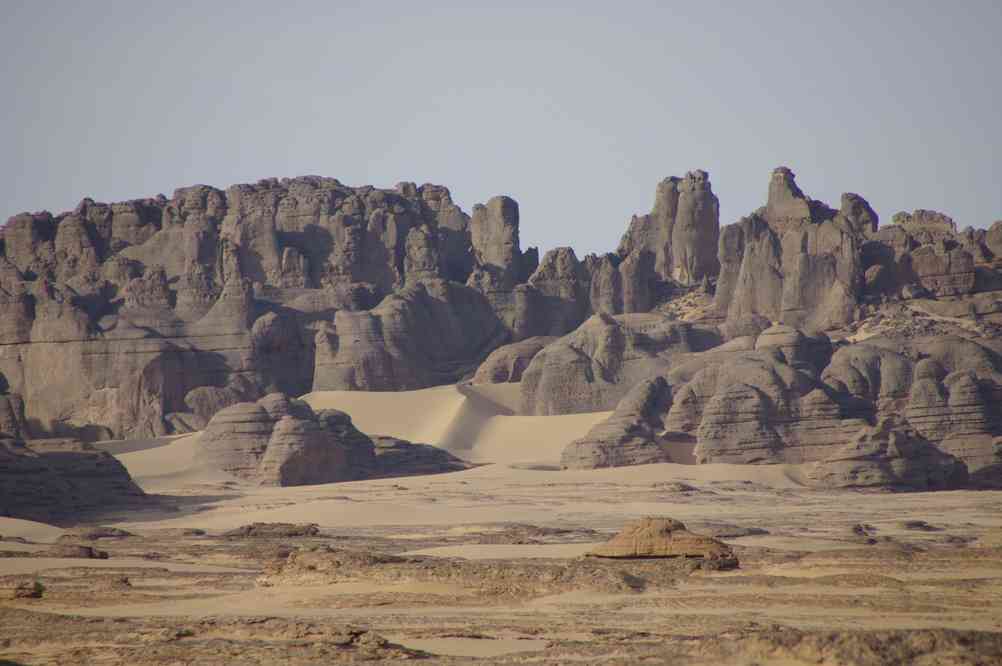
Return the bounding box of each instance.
[4,388,1002,663]
[115,432,236,492]
[107,438,806,533]
[404,543,600,559]
[302,383,610,464]
[91,435,187,455]
[0,517,64,542]
[0,557,251,576]
[388,637,550,658]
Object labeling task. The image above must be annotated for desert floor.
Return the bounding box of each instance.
[2,383,1001,664]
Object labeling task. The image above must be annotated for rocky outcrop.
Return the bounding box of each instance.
[368,436,471,478]
[560,377,675,469]
[0,435,146,523]
[617,170,720,287]
[862,209,990,301]
[312,279,508,391]
[807,416,969,490]
[6,167,1002,491]
[0,177,540,438]
[525,247,591,334]
[197,393,468,485]
[560,322,1002,486]
[520,313,721,415]
[472,336,556,384]
[197,393,373,485]
[715,167,866,330]
[587,517,736,563]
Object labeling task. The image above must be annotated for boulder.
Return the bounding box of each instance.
[368,436,472,478]
[0,435,147,523]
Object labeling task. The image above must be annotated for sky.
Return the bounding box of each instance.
[2,1,1000,256]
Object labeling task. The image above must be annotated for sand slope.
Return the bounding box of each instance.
[302,383,610,464]
[0,517,64,542]
[114,433,235,493]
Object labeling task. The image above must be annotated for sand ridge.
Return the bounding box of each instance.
[302,382,610,464]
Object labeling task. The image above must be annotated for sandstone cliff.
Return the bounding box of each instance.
[4,166,1002,491]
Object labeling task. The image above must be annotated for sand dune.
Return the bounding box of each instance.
[115,433,235,493]
[91,435,188,456]
[302,382,610,465]
[0,517,64,542]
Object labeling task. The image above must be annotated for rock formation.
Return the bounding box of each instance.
[0,435,146,523]
[807,416,969,490]
[4,165,1002,492]
[560,323,1002,486]
[617,170,720,287]
[714,167,866,331]
[197,393,467,485]
[312,279,508,391]
[0,178,534,439]
[472,336,557,384]
[520,313,721,415]
[587,517,736,562]
[560,377,675,469]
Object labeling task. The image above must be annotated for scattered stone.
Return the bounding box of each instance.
[58,526,136,541]
[12,581,44,599]
[42,544,109,559]
[222,523,321,538]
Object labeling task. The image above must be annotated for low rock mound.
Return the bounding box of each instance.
[41,544,109,559]
[222,523,320,538]
[369,436,471,477]
[57,527,136,542]
[261,544,732,600]
[587,517,736,563]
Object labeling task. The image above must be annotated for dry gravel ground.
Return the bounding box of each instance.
[2,400,1002,664]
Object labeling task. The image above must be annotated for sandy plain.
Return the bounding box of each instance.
[2,382,1001,664]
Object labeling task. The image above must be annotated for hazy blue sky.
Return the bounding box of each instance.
[3,1,1000,255]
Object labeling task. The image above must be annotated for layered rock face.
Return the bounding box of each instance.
[0,179,527,438]
[5,166,1002,491]
[0,436,146,523]
[520,313,721,415]
[807,416,969,490]
[472,336,557,384]
[197,393,467,485]
[198,393,374,485]
[617,170,721,288]
[562,324,1002,485]
[715,167,868,331]
[312,279,509,391]
[0,169,736,438]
